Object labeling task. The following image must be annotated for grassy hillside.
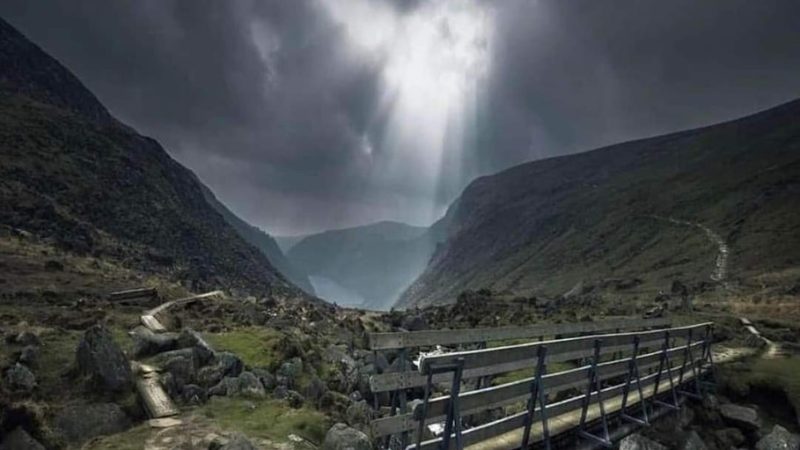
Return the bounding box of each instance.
[0,17,303,298]
[398,99,800,308]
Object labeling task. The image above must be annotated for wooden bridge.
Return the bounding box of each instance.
[368,318,715,450]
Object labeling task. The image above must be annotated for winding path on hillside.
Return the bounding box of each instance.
[649,215,729,283]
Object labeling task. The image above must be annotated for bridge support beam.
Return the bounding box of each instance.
[578,339,612,448]
[520,346,550,450]
[620,335,649,426]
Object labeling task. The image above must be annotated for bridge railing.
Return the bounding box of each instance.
[367,317,673,447]
[408,322,714,450]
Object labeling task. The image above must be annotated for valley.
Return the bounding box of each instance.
[1,9,800,450]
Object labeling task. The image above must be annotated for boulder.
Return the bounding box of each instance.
[13,331,41,347]
[756,425,800,450]
[715,428,746,448]
[401,315,428,331]
[277,357,303,385]
[305,375,328,405]
[181,384,208,405]
[18,346,39,367]
[163,355,196,390]
[345,400,372,427]
[217,433,257,450]
[3,363,36,394]
[619,434,668,450]
[53,403,131,444]
[209,373,265,398]
[130,327,178,358]
[0,427,45,450]
[322,423,371,450]
[238,372,266,398]
[251,368,276,391]
[198,364,226,388]
[720,403,761,432]
[217,352,244,377]
[682,431,708,450]
[286,390,305,408]
[75,325,132,392]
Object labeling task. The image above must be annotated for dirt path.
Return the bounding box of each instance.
[650,215,729,284]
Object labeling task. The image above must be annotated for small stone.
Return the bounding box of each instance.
[148,418,183,428]
[715,428,746,448]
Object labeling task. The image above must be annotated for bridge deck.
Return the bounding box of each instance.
[466,368,700,450]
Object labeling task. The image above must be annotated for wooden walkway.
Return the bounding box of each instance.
[465,366,703,450]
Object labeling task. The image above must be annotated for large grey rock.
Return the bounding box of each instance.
[75,325,132,392]
[198,364,226,388]
[756,425,800,450]
[345,400,372,427]
[219,433,257,450]
[277,357,303,384]
[682,431,708,450]
[322,423,371,450]
[18,346,39,367]
[715,428,745,448]
[130,326,178,358]
[163,355,196,390]
[0,427,45,450]
[3,363,36,394]
[720,403,761,431]
[208,372,265,398]
[251,368,276,390]
[54,403,131,444]
[217,352,244,377]
[619,434,668,450]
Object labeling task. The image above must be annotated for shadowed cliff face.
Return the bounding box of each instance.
[0,17,305,298]
[285,221,442,310]
[398,99,800,308]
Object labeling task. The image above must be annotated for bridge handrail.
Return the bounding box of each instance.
[371,340,703,437]
[368,317,671,350]
[418,322,711,373]
[413,358,706,450]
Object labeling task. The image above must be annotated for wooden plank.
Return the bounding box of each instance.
[418,323,711,373]
[371,341,703,437]
[109,287,157,301]
[369,317,671,350]
[412,361,706,450]
[136,375,179,418]
[369,324,702,393]
[141,290,224,332]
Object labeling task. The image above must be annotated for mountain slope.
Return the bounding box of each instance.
[398,99,800,308]
[0,17,304,298]
[287,221,440,309]
[200,185,315,294]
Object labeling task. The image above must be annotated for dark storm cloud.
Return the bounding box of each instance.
[1,0,799,234]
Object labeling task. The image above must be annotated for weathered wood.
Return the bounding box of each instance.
[369,324,701,393]
[109,287,157,301]
[136,375,179,418]
[140,290,224,332]
[412,361,706,450]
[371,341,702,437]
[369,318,671,350]
[418,323,710,373]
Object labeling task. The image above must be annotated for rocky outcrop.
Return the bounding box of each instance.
[756,425,800,450]
[75,325,132,392]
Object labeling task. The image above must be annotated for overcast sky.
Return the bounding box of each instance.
[2,0,800,235]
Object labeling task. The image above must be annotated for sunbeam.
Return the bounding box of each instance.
[320,0,494,221]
